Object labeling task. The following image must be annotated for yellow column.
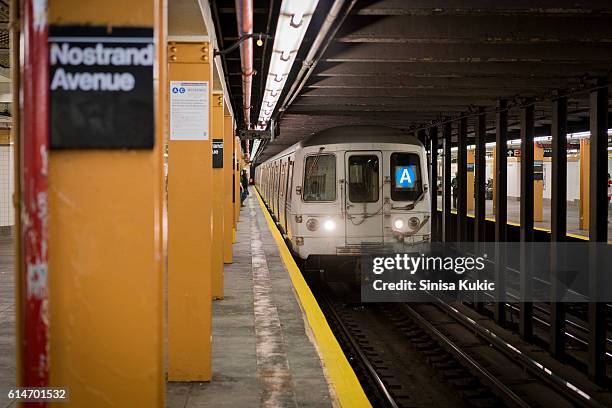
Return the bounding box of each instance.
[467,149,475,212]
[211,92,224,299]
[47,1,165,406]
[579,139,590,230]
[234,136,241,224]
[534,144,544,222]
[223,109,234,263]
[492,147,497,213]
[167,42,212,381]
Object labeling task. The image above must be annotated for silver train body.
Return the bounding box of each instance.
[255,125,431,268]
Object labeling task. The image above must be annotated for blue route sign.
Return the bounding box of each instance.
[395,165,416,188]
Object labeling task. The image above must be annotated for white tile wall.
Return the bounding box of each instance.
[0,145,15,226]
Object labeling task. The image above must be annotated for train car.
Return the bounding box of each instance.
[255,125,431,280]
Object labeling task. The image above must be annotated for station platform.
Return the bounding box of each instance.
[0,233,15,408]
[0,192,368,407]
[167,190,339,408]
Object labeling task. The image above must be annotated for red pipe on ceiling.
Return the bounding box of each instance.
[235,0,253,130]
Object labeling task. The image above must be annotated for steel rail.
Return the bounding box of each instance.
[429,296,607,408]
[400,304,530,408]
[319,292,399,408]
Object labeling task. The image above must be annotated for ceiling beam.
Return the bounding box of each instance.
[351,0,612,16]
[313,61,612,78]
[299,87,567,98]
[322,42,612,63]
[336,15,612,44]
[305,74,580,89]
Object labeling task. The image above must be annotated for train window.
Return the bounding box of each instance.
[348,155,379,203]
[303,154,336,202]
[391,152,423,201]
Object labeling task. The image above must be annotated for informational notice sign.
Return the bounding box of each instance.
[212,139,223,168]
[534,160,544,180]
[170,81,209,140]
[49,25,154,149]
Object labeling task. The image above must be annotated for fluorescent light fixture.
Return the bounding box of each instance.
[256,0,319,128]
[250,139,261,161]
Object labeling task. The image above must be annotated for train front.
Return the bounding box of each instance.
[292,137,431,279]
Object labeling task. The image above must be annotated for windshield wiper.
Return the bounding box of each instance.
[392,185,427,210]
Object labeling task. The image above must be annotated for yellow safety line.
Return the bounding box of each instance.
[254,189,371,408]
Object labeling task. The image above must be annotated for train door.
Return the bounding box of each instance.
[284,160,293,233]
[275,161,282,217]
[272,162,279,216]
[344,151,384,245]
[279,160,287,228]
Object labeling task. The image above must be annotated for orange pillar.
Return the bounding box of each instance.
[467,149,475,212]
[167,42,213,381]
[47,0,165,405]
[579,139,590,230]
[234,136,241,224]
[534,144,544,222]
[223,109,234,263]
[492,147,497,213]
[211,92,224,299]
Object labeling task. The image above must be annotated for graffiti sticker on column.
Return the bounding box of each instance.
[170,81,210,141]
[48,25,154,148]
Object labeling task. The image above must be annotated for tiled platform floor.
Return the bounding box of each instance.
[0,233,15,408]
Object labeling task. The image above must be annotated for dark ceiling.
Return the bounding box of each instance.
[214,0,612,162]
[211,0,278,130]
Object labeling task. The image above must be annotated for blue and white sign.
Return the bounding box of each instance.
[170,80,209,140]
[395,165,416,188]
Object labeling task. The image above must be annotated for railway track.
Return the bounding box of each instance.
[315,283,609,408]
[461,259,612,375]
[316,285,470,408]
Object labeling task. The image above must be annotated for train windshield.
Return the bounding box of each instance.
[391,152,423,201]
[348,155,380,203]
[303,154,336,201]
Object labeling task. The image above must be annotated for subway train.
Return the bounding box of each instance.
[255,125,431,281]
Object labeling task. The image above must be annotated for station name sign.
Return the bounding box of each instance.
[212,139,223,168]
[49,26,154,149]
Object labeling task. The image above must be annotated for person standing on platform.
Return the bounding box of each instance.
[240,170,249,207]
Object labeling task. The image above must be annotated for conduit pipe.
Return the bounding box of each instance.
[235,0,253,129]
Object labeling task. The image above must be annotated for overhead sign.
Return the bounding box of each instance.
[170,81,209,141]
[49,25,154,149]
[395,165,416,189]
[212,139,223,168]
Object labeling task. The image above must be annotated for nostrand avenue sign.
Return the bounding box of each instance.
[49,26,154,149]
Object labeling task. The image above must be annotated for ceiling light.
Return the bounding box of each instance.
[250,139,261,161]
[257,0,319,128]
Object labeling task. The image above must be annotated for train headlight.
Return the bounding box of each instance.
[323,219,336,232]
[393,218,405,230]
[408,217,420,230]
[306,218,319,231]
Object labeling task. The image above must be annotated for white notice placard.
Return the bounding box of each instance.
[170,81,209,140]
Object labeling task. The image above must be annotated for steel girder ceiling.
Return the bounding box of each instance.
[253,0,612,161]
